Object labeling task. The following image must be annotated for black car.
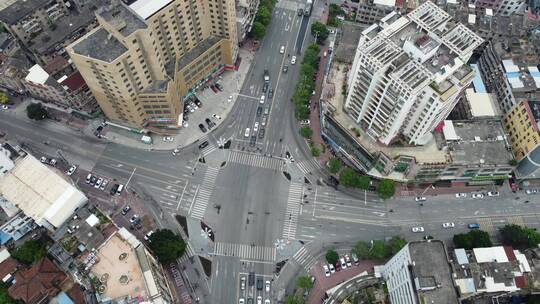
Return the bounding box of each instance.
[256,107,263,117]
[258,128,265,139]
[194,99,202,107]
[268,89,273,99]
[250,135,257,147]
[121,205,131,215]
[248,272,255,286]
[90,175,97,186]
[257,278,263,290]
[198,141,209,149]
[297,8,303,16]
[110,184,119,195]
[283,65,288,73]
[205,118,215,129]
[262,82,268,93]
[198,123,207,133]
[215,83,223,91]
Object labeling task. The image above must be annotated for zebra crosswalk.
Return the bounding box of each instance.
[477,218,495,235]
[214,242,276,262]
[199,136,217,156]
[295,159,322,175]
[293,246,317,271]
[506,216,525,226]
[282,183,303,240]
[189,167,219,220]
[178,242,196,264]
[228,151,284,171]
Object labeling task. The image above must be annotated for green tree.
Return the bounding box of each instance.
[311,22,329,44]
[296,276,314,291]
[387,236,407,255]
[10,239,46,264]
[453,230,492,249]
[0,92,8,104]
[148,229,186,264]
[0,282,16,304]
[358,175,370,190]
[311,145,320,157]
[327,158,342,174]
[26,103,48,120]
[285,295,304,304]
[325,249,339,265]
[250,22,266,40]
[255,6,272,26]
[299,126,313,138]
[369,240,388,260]
[377,179,395,199]
[500,224,540,249]
[352,241,371,259]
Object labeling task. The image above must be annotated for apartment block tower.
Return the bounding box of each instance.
[67,0,237,130]
[345,1,483,145]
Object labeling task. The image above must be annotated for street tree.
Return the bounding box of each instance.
[339,168,364,188]
[370,240,387,261]
[327,158,342,174]
[26,103,47,120]
[250,22,266,40]
[387,236,407,255]
[352,241,371,259]
[297,276,314,291]
[299,126,313,138]
[325,249,339,265]
[453,230,492,250]
[0,282,16,304]
[256,6,272,26]
[500,224,540,249]
[377,179,395,199]
[10,239,46,264]
[148,229,186,264]
[311,22,329,44]
[285,295,304,304]
[0,92,8,104]
[311,145,320,157]
[358,175,370,190]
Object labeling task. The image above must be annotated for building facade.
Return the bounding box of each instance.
[345,2,483,146]
[67,0,238,131]
[503,100,540,161]
[236,0,259,42]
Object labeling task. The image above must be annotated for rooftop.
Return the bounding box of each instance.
[0,0,50,25]
[8,258,67,303]
[60,71,87,92]
[409,241,459,304]
[446,121,513,165]
[178,36,221,68]
[25,64,50,85]
[465,88,500,117]
[98,1,147,37]
[72,27,128,63]
[0,154,87,229]
[142,80,168,93]
[129,0,173,20]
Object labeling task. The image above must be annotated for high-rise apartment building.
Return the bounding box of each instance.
[67,0,237,130]
[345,1,483,145]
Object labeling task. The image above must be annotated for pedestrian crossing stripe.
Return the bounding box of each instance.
[293,246,317,271]
[506,216,525,226]
[228,151,284,171]
[214,242,276,262]
[477,218,495,235]
[190,167,220,220]
[282,183,303,240]
[296,159,322,175]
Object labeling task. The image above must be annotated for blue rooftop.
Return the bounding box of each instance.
[471,64,487,93]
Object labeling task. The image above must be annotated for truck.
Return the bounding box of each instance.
[304,0,312,16]
[141,135,152,144]
[263,69,270,83]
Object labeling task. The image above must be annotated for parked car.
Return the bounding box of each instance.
[328,263,335,273]
[100,179,108,191]
[291,56,297,64]
[260,95,265,104]
[257,278,263,290]
[130,214,140,224]
[472,193,485,199]
[198,124,207,133]
[40,157,48,164]
[415,196,426,202]
[212,114,221,120]
[253,122,259,133]
[215,83,223,91]
[323,264,330,277]
[455,193,467,198]
[227,95,233,103]
[194,99,202,107]
[121,205,131,215]
[442,222,455,228]
[340,257,347,269]
[162,136,174,142]
[265,280,270,292]
[90,175,97,186]
[94,178,103,189]
[300,119,310,125]
[468,223,480,229]
[345,255,352,267]
[49,158,57,166]
[244,128,250,138]
[257,107,263,117]
[85,174,92,184]
[268,89,273,99]
[205,118,215,129]
[66,165,77,176]
[487,191,499,197]
[110,184,119,195]
[241,277,246,290]
[257,296,262,304]
[144,230,154,241]
[412,226,425,233]
[351,253,359,265]
[258,128,265,139]
[262,83,268,93]
[526,189,539,194]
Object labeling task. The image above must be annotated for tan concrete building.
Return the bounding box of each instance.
[67,0,238,131]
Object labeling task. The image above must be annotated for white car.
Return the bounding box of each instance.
[257,296,262,304]
[227,95,233,103]
[412,226,425,233]
[239,299,245,304]
[240,276,246,290]
[212,114,222,120]
[162,136,174,142]
[40,156,48,164]
[472,193,485,199]
[340,257,347,269]
[442,222,455,228]
[66,165,77,176]
[100,179,108,191]
[172,148,180,156]
[260,95,265,104]
[526,189,538,194]
[291,56,297,65]
[415,196,426,202]
[328,263,335,273]
[323,264,330,277]
[244,128,250,138]
[265,280,270,292]
[280,45,285,54]
[253,122,259,133]
[94,178,103,189]
[144,230,154,241]
[455,193,467,198]
[265,300,270,304]
[300,119,310,125]
[49,158,57,166]
[487,191,499,197]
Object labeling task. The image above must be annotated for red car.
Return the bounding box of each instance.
[334,261,341,271]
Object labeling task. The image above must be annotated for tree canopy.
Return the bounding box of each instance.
[310,22,329,44]
[250,22,266,40]
[10,239,46,264]
[325,249,339,264]
[26,103,47,120]
[352,236,407,261]
[327,158,342,174]
[285,295,304,304]
[377,179,395,199]
[148,229,186,264]
[296,276,314,291]
[453,230,492,250]
[0,282,16,304]
[338,168,369,189]
[300,126,313,139]
[500,224,540,249]
[0,93,8,104]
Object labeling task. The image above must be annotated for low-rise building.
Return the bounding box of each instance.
[503,100,540,162]
[375,240,459,304]
[89,228,173,303]
[24,64,73,107]
[236,0,259,43]
[452,246,531,299]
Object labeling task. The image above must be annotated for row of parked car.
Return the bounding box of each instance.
[322,253,359,277]
[85,173,124,195]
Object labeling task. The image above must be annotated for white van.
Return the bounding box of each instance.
[116,184,124,195]
[244,128,250,137]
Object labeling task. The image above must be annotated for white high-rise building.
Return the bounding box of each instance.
[345,1,483,145]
